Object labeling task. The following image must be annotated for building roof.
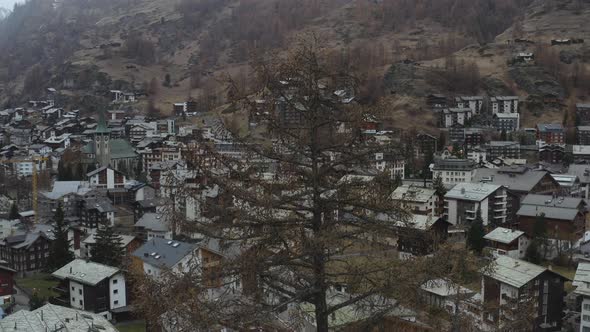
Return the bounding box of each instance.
[391,214,444,231]
[41,181,91,200]
[391,185,436,203]
[472,167,551,193]
[521,194,584,210]
[567,164,590,184]
[571,145,590,155]
[494,113,520,119]
[82,138,137,160]
[491,96,519,101]
[132,238,198,269]
[489,141,519,147]
[52,259,120,286]
[420,278,474,297]
[484,256,548,288]
[445,182,502,202]
[516,205,580,221]
[484,227,525,244]
[0,304,118,332]
[82,232,136,247]
[135,213,169,232]
[537,123,564,133]
[432,158,476,171]
[574,262,590,297]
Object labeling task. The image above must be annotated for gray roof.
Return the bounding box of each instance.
[472,168,550,193]
[517,205,580,221]
[484,256,549,288]
[484,227,525,244]
[0,304,118,332]
[391,185,436,203]
[135,213,170,232]
[52,259,120,286]
[445,182,502,202]
[132,238,198,269]
[566,164,590,184]
[537,123,564,133]
[521,194,584,210]
[421,278,474,297]
[432,158,476,171]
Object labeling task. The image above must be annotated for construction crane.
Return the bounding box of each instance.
[0,157,49,223]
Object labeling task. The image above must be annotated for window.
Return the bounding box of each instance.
[113,289,118,294]
[114,300,119,305]
[112,279,118,285]
[72,297,75,302]
[79,289,82,295]
[79,300,83,306]
[584,303,590,311]
[71,286,74,291]
[584,315,590,322]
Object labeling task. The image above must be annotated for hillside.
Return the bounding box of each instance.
[0,0,587,131]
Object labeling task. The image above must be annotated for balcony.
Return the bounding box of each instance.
[494,208,507,213]
[494,201,507,205]
[495,194,507,199]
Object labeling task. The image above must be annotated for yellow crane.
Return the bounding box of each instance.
[1,157,49,223]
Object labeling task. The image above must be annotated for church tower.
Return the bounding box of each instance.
[94,110,111,167]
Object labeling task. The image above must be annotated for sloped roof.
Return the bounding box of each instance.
[574,262,590,297]
[517,205,580,221]
[52,259,120,286]
[472,168,551,193]
[391,185,436,203]
[82,139,137,159]
[132,238,198,269]
[445,182,502,202]
[484,256,547,288]
[521,194,584,210]
[135,213,169,232]
[484,227,525,244]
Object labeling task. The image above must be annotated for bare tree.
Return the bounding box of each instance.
[133,39,486,331]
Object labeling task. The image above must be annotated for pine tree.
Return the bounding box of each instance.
[57,160,66,181]
[46,204,73,271]
[8,203,19,220]
[90,226,124,267]
[500,129,507,141]
[466,209,486,254]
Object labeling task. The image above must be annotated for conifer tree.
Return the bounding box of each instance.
[8,202,18,220]
[46,204,73,271]
[466,208,486,254]
[90,226,125,267]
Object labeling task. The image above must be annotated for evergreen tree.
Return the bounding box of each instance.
[90,225,124,267]
[466,209,486,254]
[528,213,549,261]
[500,129,507,141]
[57,160,66,181]
[46,204,73,271]
[8,203,19,220]
[86,163,96,175]
[76,162,84,180]
[433,173,447,197]
[525,240,542,264]
[28,291,45,310]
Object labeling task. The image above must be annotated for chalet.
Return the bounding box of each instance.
[444,182,509,226]
[484,227,529,259]
[391,185,439,217]
[482,255,567,331]
[539,143,566,164]
[517,194,586,258]
[420,279,475,314]
[514,52,534,63]
[473,166,560,198]
[566,164,590,198]
[416,133,438,155]
[0,231,52,274]
[79,198,116,229]
[133,238,198,279]
[87,166,126,190]
[81,233,141,261]
[134,213,172,240]
[427,94,447,108]
[393,214,449,257]
[52,259,128,320]
[488,141,521,160]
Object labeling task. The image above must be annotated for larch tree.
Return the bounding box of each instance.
[46,203,73,271]
[133,38,487,331]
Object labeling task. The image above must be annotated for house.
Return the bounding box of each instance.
[517,194,586,258]
[0,230,52,274]
[488,141,520,160]
[440,108,473,128]
[87,166,126,190]
[0,304,118,332]
[455,96,484,114]
[80,233,141,260]
[484,227,529,259]
[444,182,509,226]
[134,213,172,240]
[110,90,136,103]
[427,94,447,108]
[52,259,127,320]
[514,52,534,63]
[0,262,15,304]
[38,181,96,219]
[391,185,439,217]
[490,96,519,114]
[420,279,475,314]
[416,133,438,155]
[550,174,580,197]
[79,198,116,229]
[464,128,485,148]
[431,158,477,186]
[473,166,560,198]
[132,238,199,278]
[536,123,565,145]
[577,104,590,126]
[466,146,487,164]
[577,126,590,145]
[392,214,449,257]
[569,145,590,163]
[539,143,566,164]
[565,165,590,198]
[374,152,405,179]
[482,255,567,331]
[573,262,590,332]
[494,113,520,132]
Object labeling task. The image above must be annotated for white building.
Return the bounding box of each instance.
[444,182,508,226]
[52,259,127,320]
[574,262,590,332]
[431,158,477,186]
[455,96,484,115]
[391,185,438,217]
[490,96,519,115]
[484,227,529,259]
[375,152,405,179]
[135,213,173,240]
[441,108,473,128]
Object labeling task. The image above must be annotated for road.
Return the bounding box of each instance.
[12,286,30,312]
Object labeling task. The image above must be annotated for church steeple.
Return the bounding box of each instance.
[94,110,111,167]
